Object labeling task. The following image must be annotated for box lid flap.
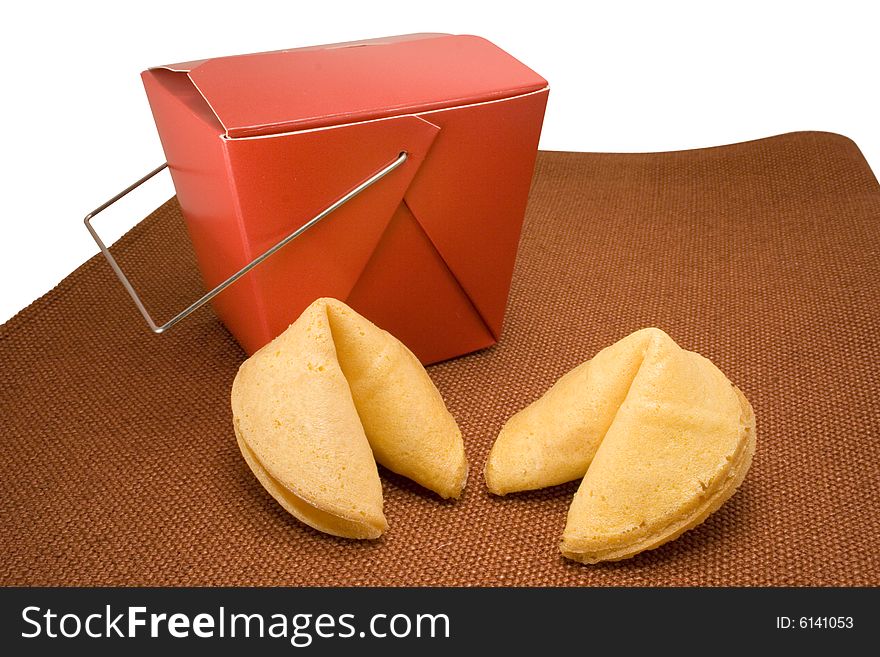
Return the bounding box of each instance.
[149,34,548,138]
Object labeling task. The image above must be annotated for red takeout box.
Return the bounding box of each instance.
[141,33,548,363]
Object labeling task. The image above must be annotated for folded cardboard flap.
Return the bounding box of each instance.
[146,68,224,132]
[142,34,549,363]
[146,33,547,138]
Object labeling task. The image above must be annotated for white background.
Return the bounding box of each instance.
[1,0,878,324]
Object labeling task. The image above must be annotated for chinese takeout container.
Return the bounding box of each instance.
[141,33,548,363]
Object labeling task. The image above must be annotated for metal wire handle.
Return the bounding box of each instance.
[84,151,408,334]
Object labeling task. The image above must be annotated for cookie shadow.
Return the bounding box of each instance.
[483,479,581,504]
[377,465,463,507]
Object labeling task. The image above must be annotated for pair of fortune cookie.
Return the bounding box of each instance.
[232,300,755,563]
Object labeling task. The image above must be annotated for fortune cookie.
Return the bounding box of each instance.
[232,298,467,539]
[485,328,755,563]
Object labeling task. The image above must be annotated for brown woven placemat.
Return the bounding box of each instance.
[2,132,879,586]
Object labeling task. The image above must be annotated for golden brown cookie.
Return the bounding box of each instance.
[232,298,467,539]
[485,328,755,563]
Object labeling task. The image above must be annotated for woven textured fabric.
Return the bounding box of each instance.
[2,132,879,586]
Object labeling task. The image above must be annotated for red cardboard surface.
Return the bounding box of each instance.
[142,34,548,363]
[153,34,547,138]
